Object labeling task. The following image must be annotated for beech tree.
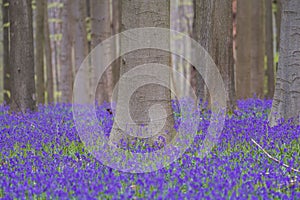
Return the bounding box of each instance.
[269,0,300,126]
[9,0,36,112]
[109,0,175,145]
[193,0,236,110]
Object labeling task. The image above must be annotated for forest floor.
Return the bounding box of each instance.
[0,99,299,199]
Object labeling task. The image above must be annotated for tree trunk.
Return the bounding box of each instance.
[236,0,265,99]
[250,0,265,98]
[35,0,45,104]
[60,0,73,103]
[109,0,175,145]
[194,0,236,110]
[265,0,275,99]
[10,0,36,112]
[236,0,252,99]
[2,0,10,104]
[111,0,121,103]
[72,0,88,74]
[269,0,300,126]
[44,0,54,103]
[90,0,111,105]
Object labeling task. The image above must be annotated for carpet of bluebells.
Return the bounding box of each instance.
[0,99,300,199]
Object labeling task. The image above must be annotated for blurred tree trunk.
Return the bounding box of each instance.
[236,0,265,99]
[35,0,45,104]
[194,0,236,110]
[9,0,36,112]
[236,0,251,99]
[265,0,275,99]
[44,0,54,103]
[269,0,300,126]
[111,0,121,103]
[250,0,265,98]
[90,0,110,104]
[109,0,175,145]
[275,0,282,73]
[73,0,88,74]
[275,0,282,53]
[2,0,10,104]
[60,0,73,103]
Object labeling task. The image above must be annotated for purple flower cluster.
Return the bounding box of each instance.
[0,98,299,199]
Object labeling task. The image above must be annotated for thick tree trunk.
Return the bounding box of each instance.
[194,0,236,110]
[44,1,54,103]
[35,0,45,104]
[2,0,10,104]
[109,0,175,145]
[60,0,73,103]
[265,0,275,99]
[10,0,36,112]
[269,0,300,126]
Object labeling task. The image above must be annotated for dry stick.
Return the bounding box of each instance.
[251,138,300,174]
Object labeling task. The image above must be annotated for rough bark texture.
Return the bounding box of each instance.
[109,0,175,145]
[10,0,36,112]
[35,0,45,104]
[44,1,54,103]
[265,0,275,99]
[2,0,10,104]
[269,0,300,126]
[60,0,73,103]
[90,0,110,104]
[194,0,236,110]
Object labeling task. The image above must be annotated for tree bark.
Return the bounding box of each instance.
[236,0,265,99]
[44,0,54,103]
[72,0,88,74]
[269,0,300,126]
[250,0,265,98]
[35,0,45,104]
[90,0,111,104]
[109,0,175,145]
[59,0,73,103]
[10,0,36,112]
[2,0,10,104]
[194,0,236,110]
[265,0,275,99]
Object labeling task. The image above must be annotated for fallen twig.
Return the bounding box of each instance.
[250,138,300,174]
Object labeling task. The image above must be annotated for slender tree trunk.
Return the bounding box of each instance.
[111,0,121,103]
[60,0,73,103]
[194,0,236,110]
[90,0,111,104]
[265,0,275,99]
[250,0,265,98]
[275,0,282,73]
[44,0,54,103]
[236,0,265,99]
[35,0,45,104]
[72,0,88,74]
[10,0,36,112]
[109,0,175,145]
[2,0,10,104]
[236,0,252,99]
[269,0,300,126]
